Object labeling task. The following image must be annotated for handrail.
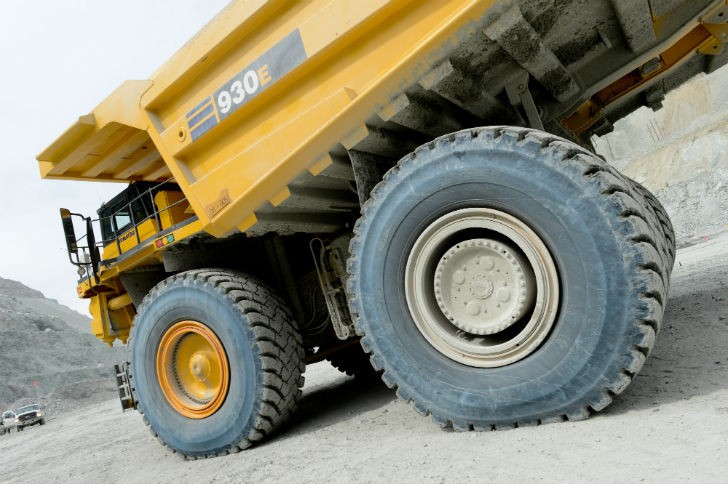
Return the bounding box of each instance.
[62,179,191,276]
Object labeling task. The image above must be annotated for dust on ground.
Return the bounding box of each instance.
[1,231,727,484]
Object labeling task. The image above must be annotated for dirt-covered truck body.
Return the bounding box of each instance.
[39,0,726,457]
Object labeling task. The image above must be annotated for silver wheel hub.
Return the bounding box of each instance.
[405,208,560,368]
[434,239,536,336]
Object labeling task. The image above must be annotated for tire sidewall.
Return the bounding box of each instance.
[353,131,636,422]
[132,279,260,455]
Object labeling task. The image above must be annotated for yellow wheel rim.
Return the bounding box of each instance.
[156,321,230,419]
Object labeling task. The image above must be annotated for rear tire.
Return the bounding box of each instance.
[131,269,305,458]
[630,180,676,272]
[348,127,669,428]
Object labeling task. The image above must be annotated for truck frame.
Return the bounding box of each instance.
[39,0,727,458]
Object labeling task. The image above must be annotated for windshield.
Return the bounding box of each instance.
[17,405,40,413]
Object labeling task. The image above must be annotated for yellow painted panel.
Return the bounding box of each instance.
[297,0,401,58]
[88,291,135,346]
[101,218,159,260]
[39,0,501,232]
[155,190,192,230]
[307,154,333,176]
[150,1,491,236]
[197,87,358,230]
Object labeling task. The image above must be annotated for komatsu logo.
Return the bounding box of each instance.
[118,229,136,244]
[185,30,308,141]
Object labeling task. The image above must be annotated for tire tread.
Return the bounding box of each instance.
[347,126,675,431]
[129,269,304,458]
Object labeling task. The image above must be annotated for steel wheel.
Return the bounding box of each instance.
[405,208,559,367]
[156,320,230,419]
[131,269,305,457]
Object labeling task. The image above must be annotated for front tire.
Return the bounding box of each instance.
[348,127,669,429]
[131,269,305,457]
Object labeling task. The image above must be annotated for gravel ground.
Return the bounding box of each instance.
[1,231,726,484]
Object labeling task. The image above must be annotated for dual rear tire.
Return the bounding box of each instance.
[347,127,673,428]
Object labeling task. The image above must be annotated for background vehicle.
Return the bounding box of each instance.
[39,0,726,458]
[1,411,19,433]
[15,404,45,430]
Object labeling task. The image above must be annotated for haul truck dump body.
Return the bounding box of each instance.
[40,0,725,458]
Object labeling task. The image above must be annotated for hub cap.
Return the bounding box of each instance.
[405,208,560,368]
[156,321,230,418]
[434,239,536,336]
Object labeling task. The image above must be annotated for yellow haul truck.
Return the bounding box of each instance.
[39,0,726,457]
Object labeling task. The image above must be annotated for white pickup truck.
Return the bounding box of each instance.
[1,411,19,433]
[14,404,45,430]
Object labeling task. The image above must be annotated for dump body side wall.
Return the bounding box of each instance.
[140,0,728,237]
[141,0,503,236]
[38,0,728,241]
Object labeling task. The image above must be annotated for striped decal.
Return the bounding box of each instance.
[186,29,307,141]
[186,97,219,141]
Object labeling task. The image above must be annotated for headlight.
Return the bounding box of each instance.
[14,417,19,422]
[36,411,42,417]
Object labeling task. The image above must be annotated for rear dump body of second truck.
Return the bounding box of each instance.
[38,0,726,458]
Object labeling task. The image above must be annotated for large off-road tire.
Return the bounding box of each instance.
[630,180,676,271]
[130,269,305,458]
[348,126,670,429]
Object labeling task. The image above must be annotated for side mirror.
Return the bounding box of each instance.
[86,216,100,277]
[59,208,100,281]
[60,208,78,256]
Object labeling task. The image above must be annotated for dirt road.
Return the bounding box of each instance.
[1,232,727,484]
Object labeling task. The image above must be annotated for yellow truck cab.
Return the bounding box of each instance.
[96,182,193,261]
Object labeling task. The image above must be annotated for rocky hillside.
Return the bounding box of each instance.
[593,64,728,241]
[0,276,126,412]
[0,277,91,333]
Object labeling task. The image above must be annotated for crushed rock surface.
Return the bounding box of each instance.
[1,232,727,483]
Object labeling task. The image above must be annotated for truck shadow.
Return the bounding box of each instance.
[280,370,395,439]
[273,284,727,436]
[605,284,728,415]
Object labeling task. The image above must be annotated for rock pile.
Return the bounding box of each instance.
[0,276,125,415]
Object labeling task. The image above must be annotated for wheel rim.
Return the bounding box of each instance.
[156,320,230,419]
[405,208,560,368]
